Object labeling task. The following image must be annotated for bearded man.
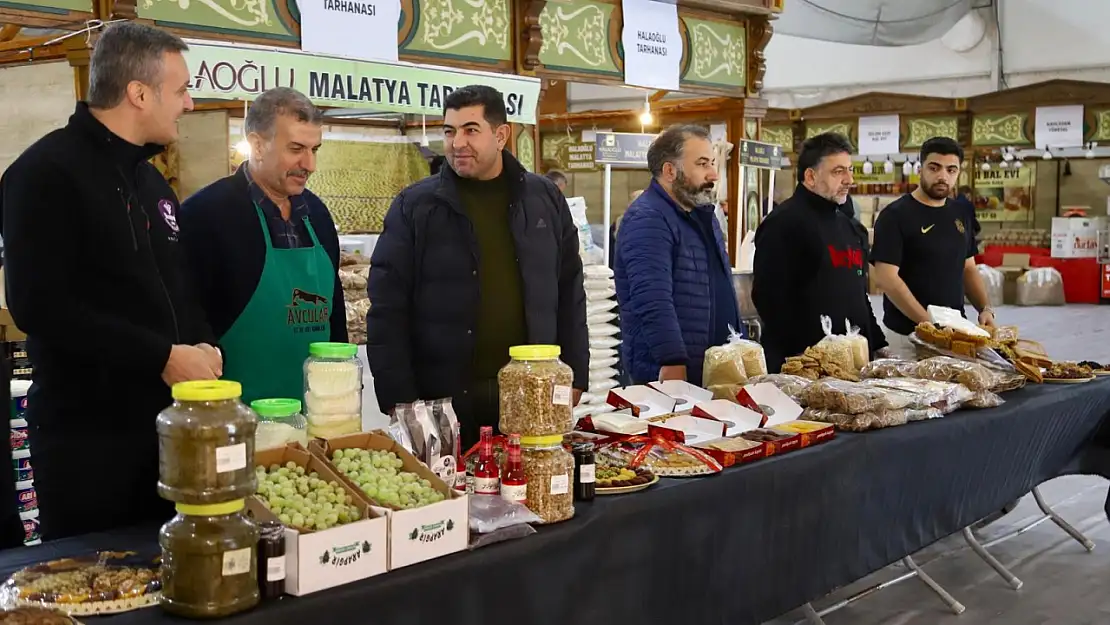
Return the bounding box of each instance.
[614,124,742,385]
[871,136,993,359]
[752,132,887,373]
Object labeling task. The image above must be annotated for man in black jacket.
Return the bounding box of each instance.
[0,23,218,540]
[180,87,347,406]
[367,85,588,447]
[752,133,886,372]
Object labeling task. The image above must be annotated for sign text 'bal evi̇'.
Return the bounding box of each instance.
[183,42,541,124]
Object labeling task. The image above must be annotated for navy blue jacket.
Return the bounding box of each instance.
[614,180,740,385]
[366,151,589,413]
[178,166,347,345]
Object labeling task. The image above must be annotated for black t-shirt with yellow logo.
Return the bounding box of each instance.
[870,194,978,335]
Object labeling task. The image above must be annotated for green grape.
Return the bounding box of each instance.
[278,513,291,524]
[291,513,305,526]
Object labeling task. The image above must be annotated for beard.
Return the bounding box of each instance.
[922,179,950,201]
[673,169,716,208]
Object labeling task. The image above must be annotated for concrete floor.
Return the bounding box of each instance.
[767,300,1110,625]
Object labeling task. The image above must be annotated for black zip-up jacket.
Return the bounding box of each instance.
[0,103,214,539]
[367,151,589,413]
[752,185,886,373]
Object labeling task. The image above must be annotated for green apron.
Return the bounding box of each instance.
[219,202,334,405]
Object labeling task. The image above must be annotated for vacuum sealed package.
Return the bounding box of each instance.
[387,403,417,454]
[429,398,461,485]
[861,378,973,414]
[801,378,916,414]
[745,374,813,401]
[914,356,1000,392]
[397,400,442,469]
[860,358,919,379]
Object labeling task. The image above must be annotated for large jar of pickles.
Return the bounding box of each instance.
[159,499,260,618]
[304,342,363,439]
[157,381,257,505]
[498,345,574,437]
[520,436,575,524]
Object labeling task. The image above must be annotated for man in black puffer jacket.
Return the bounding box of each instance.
[367,85,588,448]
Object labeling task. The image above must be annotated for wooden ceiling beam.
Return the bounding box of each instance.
[0,24,21,42]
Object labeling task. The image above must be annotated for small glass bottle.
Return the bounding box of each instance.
[472,426,500,495]
[256,521,285,600]
[500,434,527,505]
[573,442,596,501]
[452,421,468,495]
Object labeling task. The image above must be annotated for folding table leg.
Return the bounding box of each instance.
[962,526,1024,589]
[1033,485,1095,552]
[902,556,966,614]
[800,602,827,625]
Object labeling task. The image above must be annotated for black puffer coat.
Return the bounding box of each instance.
[366,151,589,413]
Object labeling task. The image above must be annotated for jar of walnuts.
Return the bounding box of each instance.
[498,345,574,438]
[520,436,575,524]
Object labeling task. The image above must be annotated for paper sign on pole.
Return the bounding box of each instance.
[857,115,900,156]
[1035,105,1084,149]
[299,0,401,63]
[621,0,682,90]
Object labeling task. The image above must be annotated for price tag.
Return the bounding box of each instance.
[552,385,572,406]
[550,473,570,495]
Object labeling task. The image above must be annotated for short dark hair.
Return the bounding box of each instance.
[245,87,323,139]
[88,22,189,109]
[545,170,567,185]
[647,124,711,178]
[796,132,853,184]
[920,136,964,163]
[443,85,507,128]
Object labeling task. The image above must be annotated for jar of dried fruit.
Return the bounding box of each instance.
[519,436,575,524]
[498,345,574,438]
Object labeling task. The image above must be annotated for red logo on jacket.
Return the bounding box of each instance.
[827,245,863,269]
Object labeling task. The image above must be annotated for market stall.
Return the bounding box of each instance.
[1,379,1108,625]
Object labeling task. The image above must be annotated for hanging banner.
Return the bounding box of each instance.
[595,132,657,166]
[1035,105,1084,149]
[857,115,900,156]
[183,41,541,124]
[621,0,682,90]
[300,0,401,63]
[973,166,1035,222]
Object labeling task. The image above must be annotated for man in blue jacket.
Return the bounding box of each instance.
[615,124,741,385]
[179,87,347,405]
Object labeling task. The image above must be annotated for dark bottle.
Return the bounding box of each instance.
[257,521,286,600]
[573,442,595,501]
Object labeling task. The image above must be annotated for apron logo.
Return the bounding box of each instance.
[288,288,330,334]
[158,199,179,233]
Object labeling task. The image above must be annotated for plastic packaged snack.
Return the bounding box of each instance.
[1016,267,1065,306]
[860,358,919,379]
[964,390,1005,409]
[744,374,813,400]
[801,378,916,414]
[468,493,543,534]
[801,406,940,431]
[914,356,1000,392]
[814,315,855,373]
[703,325,766,388]
[844,320,871,370]
[861,378,973,414]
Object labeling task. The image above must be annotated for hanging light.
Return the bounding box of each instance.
[998,159,1009,169]
[862,158,873,175]
[638,92,653,126]
[1042,146,1053,160]
[883,155,894,174]
[420,114,430,147]
[980,160,991,172]
[1086,142,1097,159]
[913,161,921,174]
[1013,158,1023,169]
[902,160,913,176]
[234,100,251,157]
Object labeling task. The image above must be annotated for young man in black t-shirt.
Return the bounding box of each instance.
[871,137,995,358]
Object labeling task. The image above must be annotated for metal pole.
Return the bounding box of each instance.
[603,163,612,267]
[767,169,776,216]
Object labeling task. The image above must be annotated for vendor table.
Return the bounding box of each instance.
[3,380,1110,625]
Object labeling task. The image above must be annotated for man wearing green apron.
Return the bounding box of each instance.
[179,87,348,404]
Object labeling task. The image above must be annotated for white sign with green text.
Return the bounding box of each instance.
[183,41,541,124]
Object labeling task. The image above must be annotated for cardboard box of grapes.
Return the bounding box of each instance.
[248,443,388,595]
[309,431,468,570]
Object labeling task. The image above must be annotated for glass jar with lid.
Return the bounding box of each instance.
[520,436,575,524]
[159,499,260,618]
[304,342,363,439]
[157,381,257,505]
[498,345,575,438]
[250,398,308,450]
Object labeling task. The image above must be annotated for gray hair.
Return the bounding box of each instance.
[88,22,188,110]
[245,87,324,139]
[647,124,711,178]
